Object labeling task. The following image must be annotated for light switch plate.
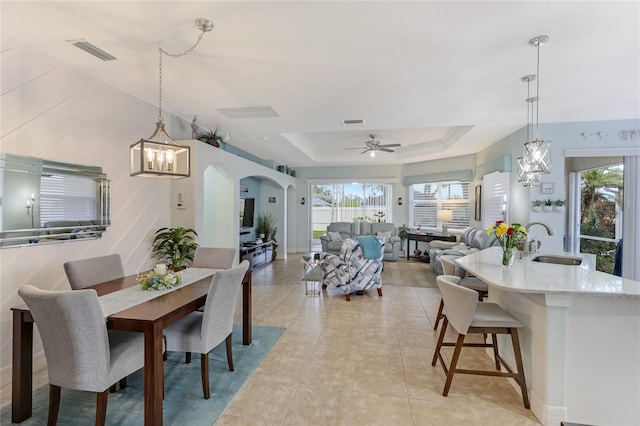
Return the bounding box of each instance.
[541,183,554,194]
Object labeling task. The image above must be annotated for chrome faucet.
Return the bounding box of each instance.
[525,221,554,235]
[523,222,554,255]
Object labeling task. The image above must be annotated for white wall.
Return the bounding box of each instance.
[0,39,185,384]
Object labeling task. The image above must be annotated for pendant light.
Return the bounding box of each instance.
[518,74,540,187]
[522,35,551,176]
[130,18,214,179]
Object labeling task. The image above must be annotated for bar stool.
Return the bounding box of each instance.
[433,255,488,330]
[431,275,530,409]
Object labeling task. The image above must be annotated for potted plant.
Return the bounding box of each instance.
[151,227,199,271]
[531,200,543,212]
[256,212,278,260]
[197,128,230,148]
[352,216,369,235]
[543,199,554,212]
[373,211,386,223]
[554,199,566,212]
[398,224,409,256]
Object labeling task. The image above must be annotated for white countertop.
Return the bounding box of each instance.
[455,246,640,297]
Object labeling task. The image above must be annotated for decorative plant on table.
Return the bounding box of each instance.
[487,220,527,267]
[256,212,278,260]
[151,227,199,271]
[373,211,386,222]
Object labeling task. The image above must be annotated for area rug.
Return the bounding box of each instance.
[381,258,438,288]
[1,324,284,425]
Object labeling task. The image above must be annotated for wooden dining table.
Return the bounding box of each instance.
[11,268,252,425]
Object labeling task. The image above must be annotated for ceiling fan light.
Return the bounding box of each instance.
[370,150,375,158]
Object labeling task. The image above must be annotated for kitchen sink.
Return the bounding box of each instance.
[531,255,582,266]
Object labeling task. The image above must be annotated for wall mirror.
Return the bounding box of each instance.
[0,153,111,248]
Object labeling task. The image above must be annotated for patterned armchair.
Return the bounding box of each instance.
[320,237,384,301]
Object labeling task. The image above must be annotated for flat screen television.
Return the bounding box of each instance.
[240,197,255,228]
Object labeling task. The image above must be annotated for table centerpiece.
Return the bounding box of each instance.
[138,263,182,290]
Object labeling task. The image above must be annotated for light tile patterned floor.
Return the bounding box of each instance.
[219,257,541,425]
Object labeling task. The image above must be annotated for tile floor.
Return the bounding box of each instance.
[0,257,541,425]
[218,257,541,425]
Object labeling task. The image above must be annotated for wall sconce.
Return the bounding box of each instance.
[398,197,403,205]
[301,197,305,205]
[25,193,35,215]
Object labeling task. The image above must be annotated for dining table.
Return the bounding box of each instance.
[11,267,252,425]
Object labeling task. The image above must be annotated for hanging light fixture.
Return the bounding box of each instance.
[522,35,551,176]
[518,74,540,187]
[130,18,214,179]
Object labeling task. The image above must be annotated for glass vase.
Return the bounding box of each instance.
[501,247,515,268]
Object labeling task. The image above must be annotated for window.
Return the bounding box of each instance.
[409,181,470,230]
[40,174,98,225]
[310,183,393,248]
[482,171,510,229]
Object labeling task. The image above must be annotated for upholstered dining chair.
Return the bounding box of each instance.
[431,275,530,408]
[433,255,489,330]
[18,285,145,426]
[163,260,250,399]
[193,247,236,269]
[63,254,124,290]
[187,246,237,362]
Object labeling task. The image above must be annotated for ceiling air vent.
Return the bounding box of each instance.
[70,41,117,61]
[342,118,365,126]
[218,106,279,119]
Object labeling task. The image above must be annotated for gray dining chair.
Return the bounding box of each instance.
[431,275,530,408]
[163,260,250,399]
[433,255,489,330]
[192,247,236,269]
[18,285,145,426]
[63,254,125,290]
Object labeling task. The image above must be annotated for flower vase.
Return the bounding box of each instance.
[501,248,515,268]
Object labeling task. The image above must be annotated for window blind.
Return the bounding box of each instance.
[40,175,98,226]
[482,171,510,228]
[410,181,470,230]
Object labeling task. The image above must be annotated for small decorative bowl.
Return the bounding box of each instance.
[302,255,312,261]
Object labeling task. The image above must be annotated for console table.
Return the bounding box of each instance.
[240,241,274,271]
[406,232,456,261]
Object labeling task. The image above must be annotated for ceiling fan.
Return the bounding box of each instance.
[344,134,401,156]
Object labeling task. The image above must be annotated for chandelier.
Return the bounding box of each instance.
[130,18,214,179]
[520,35,551,183]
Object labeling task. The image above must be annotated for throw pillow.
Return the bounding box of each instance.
[376,231,392,243]
[327,231,343,241]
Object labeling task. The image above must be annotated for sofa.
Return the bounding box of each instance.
[428,227,499,275]
[320,222,401,261]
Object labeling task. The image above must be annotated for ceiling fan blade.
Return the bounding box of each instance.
[379,147,395,152]
[344,146,367,150]
[361,149,372,154]
[379,143,401,148]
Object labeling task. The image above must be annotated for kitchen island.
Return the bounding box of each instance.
[456,247,640,426]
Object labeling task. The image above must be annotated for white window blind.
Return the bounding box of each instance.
[410,181,470,230]
[482,171,510,228]
[40,175,98,226]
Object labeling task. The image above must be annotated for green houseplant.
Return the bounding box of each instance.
[256,213,278,260]
[398,224,409,253]
[151,227,199,271]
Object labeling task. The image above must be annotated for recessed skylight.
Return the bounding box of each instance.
[218,106,279,119]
